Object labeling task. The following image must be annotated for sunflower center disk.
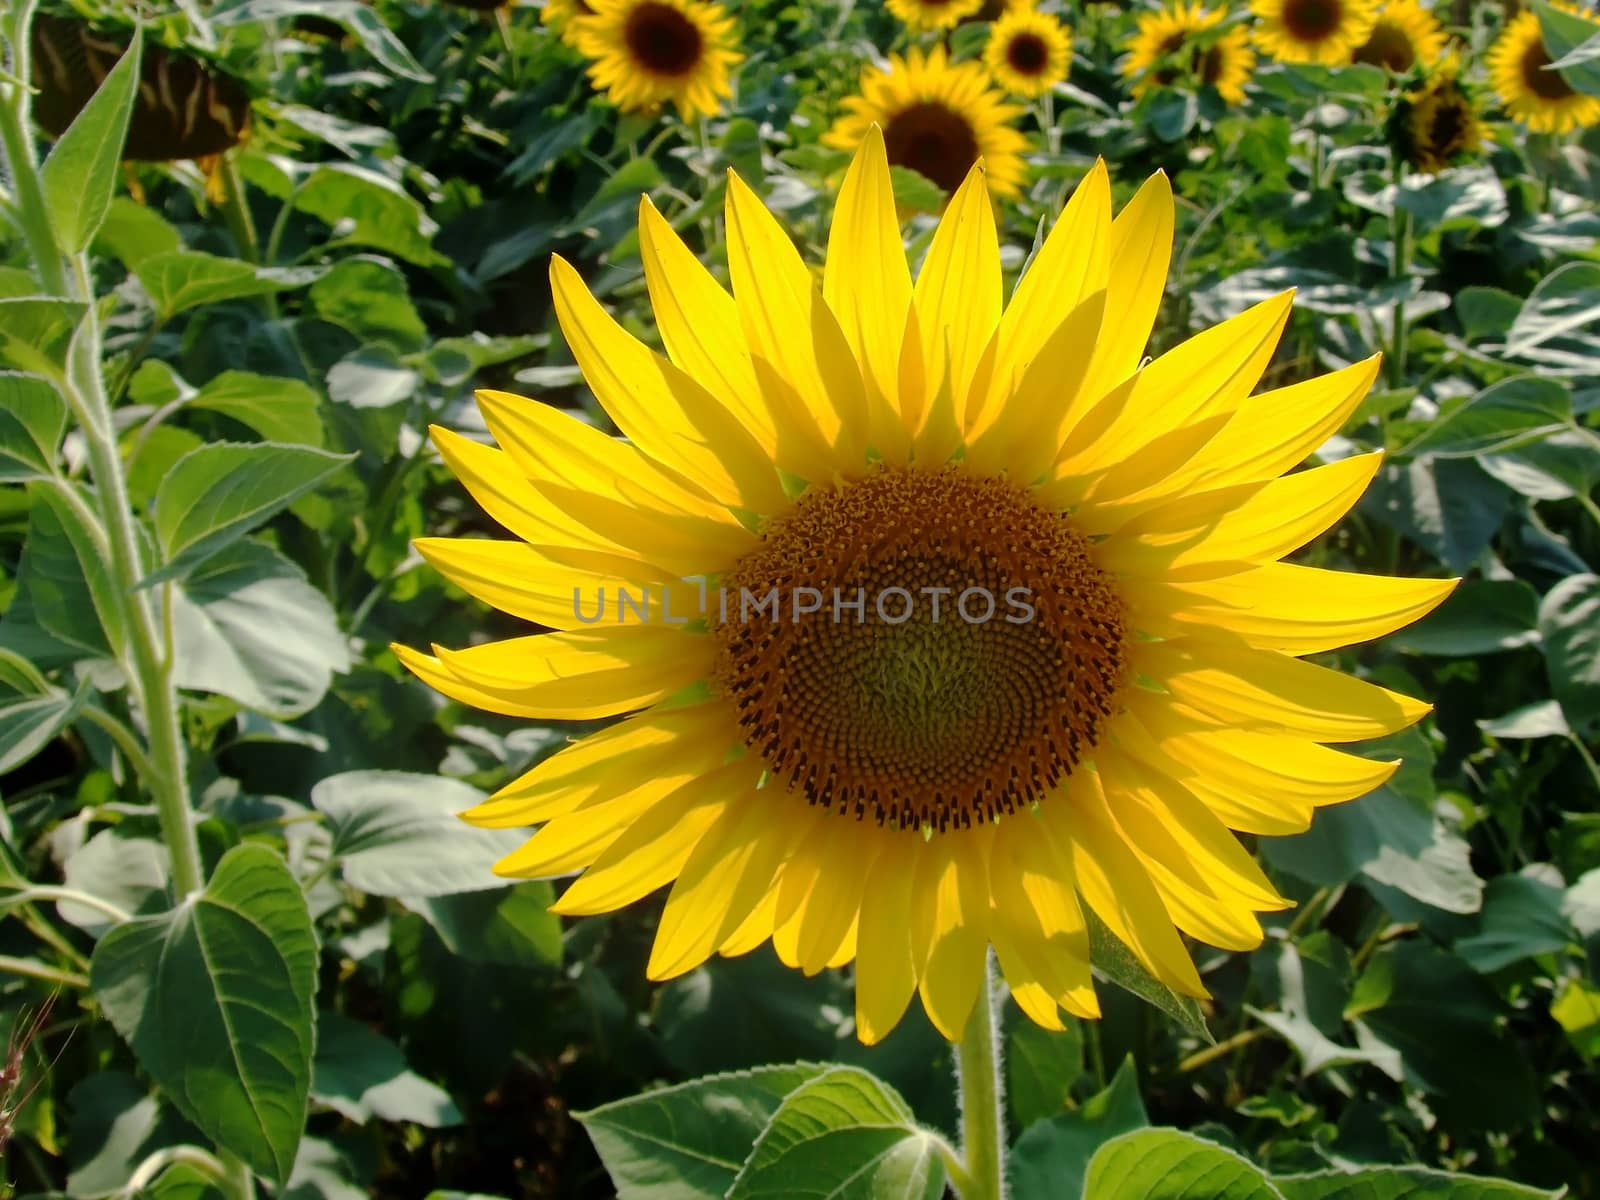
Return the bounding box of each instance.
[1522,43,1575,100]
[625,2,704,76]
[885,102,981,193]
[1353,21,1414,71]
[713,466,1128,833]
[1282,0,1341,39]
[1007,33,1050,74]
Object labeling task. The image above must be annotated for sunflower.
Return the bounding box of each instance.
[1391,56,1484,172]
[1251,0,1380,65]
[1351,0,1446,72]
[1123,3,1254,106]
[984,8,1073,98]
[887,0,986,33]
[825,47,1028,197]
[397,129,1452,1044]
[1487,4,1600,134]
[569,0,741,122]
[541,0,597,45]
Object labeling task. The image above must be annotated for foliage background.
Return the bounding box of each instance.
[2,0,1599,1197]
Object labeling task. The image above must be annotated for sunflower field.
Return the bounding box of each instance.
[3,0,1600,1196]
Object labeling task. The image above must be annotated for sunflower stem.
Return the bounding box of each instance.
[952,956,1007,1200]
[1387,158,1413,389]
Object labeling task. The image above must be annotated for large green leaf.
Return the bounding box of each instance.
[169,539,350,717]
[1387,580,1540,657]
[726,1067,943,1200]
[0,371,68,479]
[1273,1164,1563,1198]
[576,1064,828,1200]
[1010,1057,1148,1200]
[1455,870,1577,973]
[147,441,353,584]
[17,479,126,657]
[1083,1129,1282,1199]
[0,296,86,374]
[399,882,563,967]
[133,252,323,320]
[1502,261,1600,374]
[311,1012,461,1127]
[1400,377,1572,459]
[0,675,86,775]
[39,26,142,252]
[309,257,426,350]
[311,770,526,897]
[89,843,318,1185]
[1006,1006,1083,1130]
[295,164,445,266]
[1538,574,1600,738]
[189,370,329,447]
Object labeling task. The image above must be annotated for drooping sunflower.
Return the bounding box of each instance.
[1251,0,1380,65]
[1487,4,1600,134]
[1390,55,1484,172]
[984,7,1073,98]
[1123,3,1255,106]
[541,0,597,45]
[569,0,741,122]
[887,0,986,33]
[825,47,1028,197]
[397,129,1453,1044]
[1351,0,1446,71]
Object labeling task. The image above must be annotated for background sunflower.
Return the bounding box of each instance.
[983,7,1073,97]
[1487,4,1600,133]
[1350,0,1447,72]
[570,0,742,120]
[1251,0,1381,65]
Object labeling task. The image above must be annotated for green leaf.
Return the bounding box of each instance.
[576,1063,828,1200]
[58,830,169,938]
[1083,1129,1282,1199]
[727,1066,943,1200]
[1006,1006,1083,1130]
[95,195,183,267]
[169,539,351,717]
[296,164,445,266]
[1454,870,1577,973]
[1455,286,1522,342]
[326,347,421,408]
[0,295,86,375]
[149,1161,229,1200]
[133,252,323,320]
[309,257,426,350]
[0,371,67,480]
[189,370,328,447]
[1479,700,1571,740]
[399,882,564,968]
[1532,0,1600,97]
[1502,260,1600,374]
[311,1011,461,1127]
[89,843,318,1185]
[1538,574,1600,738]
[148,441,353,584]
[17,479,127,656]
[1387,580,1540,656]
[39,27,142,252]
[1273,1164,1563,1198]
[311,770,526,897]
[1401,377,1573,459]
[0,677,86,775]
[1086,907,1213,1042]
[212,0,433,82]
[1345,942,1538,1129]
[1010,1057,1147,1200]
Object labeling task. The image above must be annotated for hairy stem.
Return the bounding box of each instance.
[953,957,1007,1200]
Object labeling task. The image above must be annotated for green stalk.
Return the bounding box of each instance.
[1387,162,1413,389]
[952,957,1006,1200]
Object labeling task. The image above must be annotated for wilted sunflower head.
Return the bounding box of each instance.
[887,0,986,33]
[1350,0,1447,72]
[1486,5,1600,134]
[983,7,1073,98]
[570,0,742,121]
[1250,0,1381,65]
[398,129,1453,1044]
[1389,57,1484,173]
[825,47,1029,198]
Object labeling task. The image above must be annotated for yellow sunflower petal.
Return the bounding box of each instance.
[1143,563,1458,654]
[912,160,1000,453]
[774,816,877,976]
[647,788,796,980]
[855,853,919,1045]
[990,817,1098,1017]
[461,701,735,828]
[914,831,993,1040]
[547,256,788,512]
[492,776,688,879]
[720,883,782,957]
[1075,170,1175,411]
[1134,635,1432,742]
[726,169,868,472]
[1053,772,1207,998]
[824,125,914,464]
[427,627,712,720]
